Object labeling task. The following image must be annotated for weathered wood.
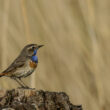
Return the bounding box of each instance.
[0,88,82,110]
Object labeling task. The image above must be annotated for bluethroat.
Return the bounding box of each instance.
[0,44,44,88]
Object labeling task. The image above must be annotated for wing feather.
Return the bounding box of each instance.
[2,56,26,74]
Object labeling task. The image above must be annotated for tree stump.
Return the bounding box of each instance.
[0,88,82,110]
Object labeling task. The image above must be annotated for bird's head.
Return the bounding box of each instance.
[21,44,44,57]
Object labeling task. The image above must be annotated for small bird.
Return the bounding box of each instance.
[0,44,44,88]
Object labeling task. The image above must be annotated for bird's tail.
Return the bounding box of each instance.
[0,73,5,77]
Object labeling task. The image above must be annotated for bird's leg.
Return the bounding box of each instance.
[19,78,30,88]
[13,78,25,88]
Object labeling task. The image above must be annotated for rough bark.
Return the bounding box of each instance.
[0,88,82,110]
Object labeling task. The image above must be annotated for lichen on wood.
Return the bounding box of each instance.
[0,88,82,110]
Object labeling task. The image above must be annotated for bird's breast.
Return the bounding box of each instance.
[29,61,37,68]
[10,60,37,78]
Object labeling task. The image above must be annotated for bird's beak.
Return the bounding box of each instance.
[37,45,44,49]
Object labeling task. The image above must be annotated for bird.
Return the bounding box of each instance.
[0,44,44,88]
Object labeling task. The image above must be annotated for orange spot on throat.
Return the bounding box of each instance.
[29,61,37,68]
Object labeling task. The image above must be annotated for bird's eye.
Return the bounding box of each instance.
[32,46,35,50]
[28,46,35,52]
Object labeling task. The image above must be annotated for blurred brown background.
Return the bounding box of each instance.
[0,0,110,110]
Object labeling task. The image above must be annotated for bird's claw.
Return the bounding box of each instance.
[18,86,35,90]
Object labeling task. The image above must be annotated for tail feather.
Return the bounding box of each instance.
[0,73,6,77]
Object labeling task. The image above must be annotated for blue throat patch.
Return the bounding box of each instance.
[31,50,38,63]
[31,56,38,63]
[33,49,37,55]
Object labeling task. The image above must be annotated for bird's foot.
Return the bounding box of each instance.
[17,86,35,90]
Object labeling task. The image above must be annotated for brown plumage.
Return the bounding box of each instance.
[0,44,44,88]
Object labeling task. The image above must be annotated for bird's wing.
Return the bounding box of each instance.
[2,56,26,74]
